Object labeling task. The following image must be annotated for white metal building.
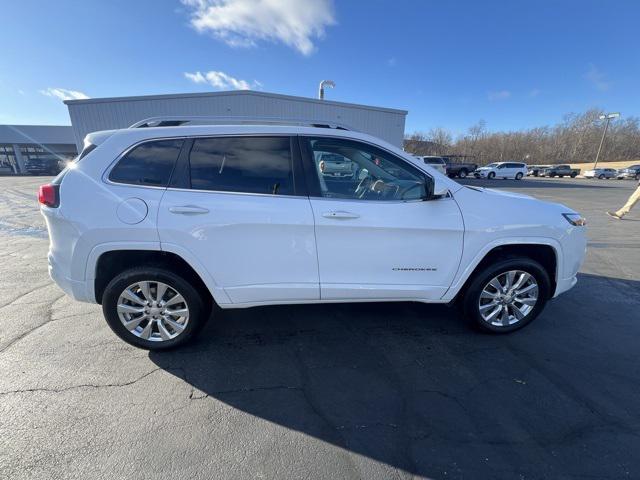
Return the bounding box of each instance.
[64,90,407,151]
[0,125,77,174]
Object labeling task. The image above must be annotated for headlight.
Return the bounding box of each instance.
[563,213,586,226]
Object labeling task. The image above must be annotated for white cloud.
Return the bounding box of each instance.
[585,63,610,91]
[488,90,511,101]
[184,70,260,90]
[40,87,90,101]
[181,0,335,55]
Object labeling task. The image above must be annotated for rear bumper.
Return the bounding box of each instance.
[48,253,93,302]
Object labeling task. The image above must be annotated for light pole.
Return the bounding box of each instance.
[593,112,620,169]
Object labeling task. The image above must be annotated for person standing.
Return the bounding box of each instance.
[607,179,640,219]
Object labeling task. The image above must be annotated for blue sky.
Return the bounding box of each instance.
[1,0,638,135]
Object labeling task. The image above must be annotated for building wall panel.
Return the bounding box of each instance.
[65,91,407,150]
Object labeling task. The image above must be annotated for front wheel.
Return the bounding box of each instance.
[458,169,468,179]
[515,172,523,180]
[102,267,208,350]
[462,257,550,333]
[598,174,605,179]
[487,172,496,179]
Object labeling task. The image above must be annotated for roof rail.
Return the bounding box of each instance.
[128,116,356,131]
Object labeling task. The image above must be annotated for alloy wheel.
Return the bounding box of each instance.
[478,270,539,327]
[116,281,189,342]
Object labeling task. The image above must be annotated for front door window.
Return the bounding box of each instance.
[304,137,428,201]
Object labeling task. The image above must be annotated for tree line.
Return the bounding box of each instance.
[404,108,640,165]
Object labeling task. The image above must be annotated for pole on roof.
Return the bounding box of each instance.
[318,80,335,100]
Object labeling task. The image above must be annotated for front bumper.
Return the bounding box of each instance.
[554,275,578,297]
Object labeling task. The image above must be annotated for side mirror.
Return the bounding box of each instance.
[432,177,449,197]
[421,176,447,200]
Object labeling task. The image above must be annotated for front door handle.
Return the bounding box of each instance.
[169,205,210,215]
[322,211,360,219]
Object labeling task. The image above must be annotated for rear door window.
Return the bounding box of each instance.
[189,136,294,195]
[109,139,184,187]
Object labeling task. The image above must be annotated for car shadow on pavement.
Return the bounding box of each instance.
[149,273,640,478]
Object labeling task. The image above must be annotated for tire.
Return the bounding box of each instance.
[515,172,523,180]
[570,172,577,178]
[102,267,208,350]
[598,174,605,179]
[458,169,468,179]
[487,172,496,179]
[462,257,551,334]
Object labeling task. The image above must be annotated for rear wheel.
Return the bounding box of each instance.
[570,172,577,178]
[102,267,208,350]
[515,172,523,180]
[458,169,468,178]
[462,257,550,333]
[598,174,605,179]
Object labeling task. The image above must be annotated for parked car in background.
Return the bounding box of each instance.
[527,165,551,177]
[445,160,478,178]
[24,156,63,175]
[318,152,356,178]
[39,120,586,349]
[418,156,447,175]
[541,165,580,178]
[584,168,618,179]
[616,165,640,180]
[474,162,528,180]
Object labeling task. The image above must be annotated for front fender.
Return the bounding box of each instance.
[441,237,562,302]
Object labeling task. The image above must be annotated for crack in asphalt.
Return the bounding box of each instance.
[0,293,67,353]
[0,367,166,396]
[0,282,54,310]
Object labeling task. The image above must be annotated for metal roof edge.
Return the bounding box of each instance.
[63,90,408,115]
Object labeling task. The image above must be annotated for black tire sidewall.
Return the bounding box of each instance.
[102,267,206,350]
[463,257,551,333]
[459,170,467,178]
[488,172,495,179]
[515,173,523,180]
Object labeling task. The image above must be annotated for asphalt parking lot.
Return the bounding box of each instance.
[1,175,639,479]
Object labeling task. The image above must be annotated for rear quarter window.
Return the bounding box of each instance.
[109,139,184,187]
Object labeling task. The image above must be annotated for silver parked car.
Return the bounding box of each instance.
[616,165,640,180]
[583,168,617,179]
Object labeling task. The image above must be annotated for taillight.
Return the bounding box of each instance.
[38,184,60,208]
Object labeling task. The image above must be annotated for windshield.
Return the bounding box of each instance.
[485,163,499,168]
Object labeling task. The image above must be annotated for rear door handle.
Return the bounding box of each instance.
[322,211,360,219]
[169,205,210,215]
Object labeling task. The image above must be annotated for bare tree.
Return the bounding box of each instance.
[405,109,640,165]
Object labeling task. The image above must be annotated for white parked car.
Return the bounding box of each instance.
[583,168,617,179]
[418,156,447,175]
[474,162,528,180]
[40,119,587,349]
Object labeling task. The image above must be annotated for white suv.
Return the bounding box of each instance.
[474,162,528,180]
[39,120,587,349]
